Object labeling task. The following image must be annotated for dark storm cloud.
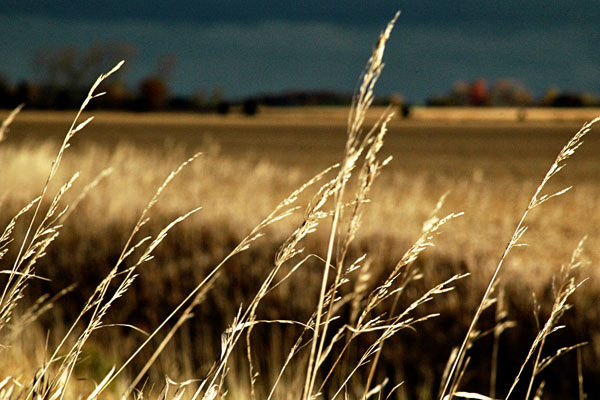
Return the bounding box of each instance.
[1,1,599,30]
[0,1,599,102]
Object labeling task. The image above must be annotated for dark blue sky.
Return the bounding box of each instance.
[1,1,599,103]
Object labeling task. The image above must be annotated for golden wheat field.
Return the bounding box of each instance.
[2,23,600,400]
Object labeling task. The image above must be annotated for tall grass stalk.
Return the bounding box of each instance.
[303,13,399,400]
[0,103,23,143]
[508,237,588,400]
[441,117,600,399]
[0,63,122,340]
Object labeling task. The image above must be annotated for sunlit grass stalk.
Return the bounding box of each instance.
[0,62,123,341]
[303,12,399,400]
[441,117,600,400]
[110,164,338,399]
[0,103,24,143]
[507,237,588,400]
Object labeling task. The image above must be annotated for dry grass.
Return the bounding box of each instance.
[1,13,600,400]
[2,126,600,399]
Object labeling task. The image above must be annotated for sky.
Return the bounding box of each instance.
[1,1,599,103]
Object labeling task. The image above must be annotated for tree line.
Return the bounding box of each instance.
[1,43,598,113]
[427,78,599,108]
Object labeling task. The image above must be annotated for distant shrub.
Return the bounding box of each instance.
[216,101,230,115]
[242,99,259,116]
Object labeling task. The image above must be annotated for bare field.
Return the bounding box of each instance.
[4,109,600,182]
[2,108,600,399]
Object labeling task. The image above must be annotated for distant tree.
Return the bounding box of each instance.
[242,99,259,116]
[209,88,225,107]
[388,93,404,107]
[136,53,177,111]
[98,80,132,109]
[14,81,40,107]
[490,79,532,106]
[31,41,136,109]
[208,88,231,114]
[216,101,230,115]
[138,77,169,111]
[540,88,595,108]
[167,97,190,110]
[580,92,600,107]
[55,88,73,110]
[450,80,469,105]
[426,95,453,106]
[468,79,489,106]
[0,74,12,108]
[192,89,207,110]
[387,93,410,118]
[541,87,560,106]
[400,103,411,118]
[552,94,584,107]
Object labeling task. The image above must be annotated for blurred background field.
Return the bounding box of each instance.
[5,107,600,180]
[1,108,599,398]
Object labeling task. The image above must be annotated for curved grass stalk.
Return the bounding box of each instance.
[440,117,600,400]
